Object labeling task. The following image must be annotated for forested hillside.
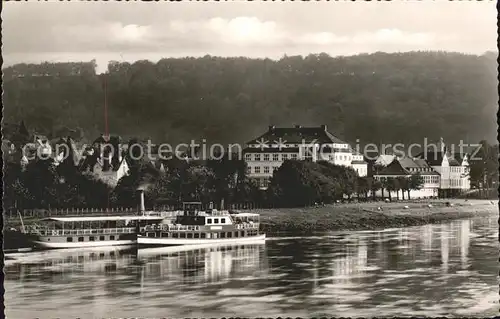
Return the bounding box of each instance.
[2,51,497,146]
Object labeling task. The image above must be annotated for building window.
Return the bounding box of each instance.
[254,154,261,161]
[67,237,73,242]
[246,167,251,174]
[255,167,261,174]
[264,166,270,174]
[291,154,298,160]
[221,218,226,224]
[273,167,279,172]
[273,154,279,161]
[245,154,251,161]
[264,154,270,161]
[78,237,84,242]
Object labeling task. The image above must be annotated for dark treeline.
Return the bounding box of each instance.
[5,153,397,210]
[4,140,496,211]
[3,51,497,146]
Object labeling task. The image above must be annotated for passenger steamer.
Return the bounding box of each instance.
[137,202,266,246]
[23,215,161,249]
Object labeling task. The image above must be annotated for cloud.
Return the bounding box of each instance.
[109,23,153,44]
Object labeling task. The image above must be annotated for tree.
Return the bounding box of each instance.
[3,53,496,148]
[357,177,371,200]
[469,140,498,197]
[380,177,389,199]
[399,176,410,200]
[384,177,396,201]
[396,176,408,200]
[408,174,425,200]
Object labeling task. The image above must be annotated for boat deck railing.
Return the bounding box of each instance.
[28,227,136,237]
[141,222,259,232]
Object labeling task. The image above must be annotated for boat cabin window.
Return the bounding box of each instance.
[173,233,179,238]
[220,218,226,224]
[220,232,226,238]
[67,237,73,242]
[240,231,245,237]
[201,233,206,238]
[99,236,105,241]
[234,231,239,237]
[207,218,212,224]
[194,233,200,238]
[110,235,115,240]
[180,233,186,238]
[227,232,232,238]
[89,236,95,241]
[214,218,219,224]
[187,233,193,239]
[78,237,84,242]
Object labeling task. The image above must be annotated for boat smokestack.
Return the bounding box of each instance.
[137,189,145,213]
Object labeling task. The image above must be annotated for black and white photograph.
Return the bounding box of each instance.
[2,1,499,318]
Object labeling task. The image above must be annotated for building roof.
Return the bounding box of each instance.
[447,157,461,166]
[374,157,440,176]
[452,152,468,164]
[41,216,163,222]
[246,125,346,145]
[416,151,446,166]
[374,155,396,167]
[374,159,409,176]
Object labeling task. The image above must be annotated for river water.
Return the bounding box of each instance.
[4,216,499,318]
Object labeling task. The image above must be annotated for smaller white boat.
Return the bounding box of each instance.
[23,215,162,249]
[137,202,266,246]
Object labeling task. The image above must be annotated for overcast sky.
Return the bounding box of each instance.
[3,1,496,73]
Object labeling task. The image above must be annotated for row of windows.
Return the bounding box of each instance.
[67,235,117,242]
[408,167,433,172]
[245,153,357,162]
[245,153,298,161]
[424,176,440,184]
[206,217,226,224]
[247,166,278,174]
[447,167,464,173]
[449,179,463,187]
[147,230,259,239]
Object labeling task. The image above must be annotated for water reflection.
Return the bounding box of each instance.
[5,217,498,318]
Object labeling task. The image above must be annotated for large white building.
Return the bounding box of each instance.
[243,125,368,189]
[415,139,470,197]
[371,138,471,199]
[372,156,440,199]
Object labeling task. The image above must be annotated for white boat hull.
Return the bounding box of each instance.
[33,239,135,249]
[137,234,266,246]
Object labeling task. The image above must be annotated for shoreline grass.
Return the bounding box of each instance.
[249,199,498,234]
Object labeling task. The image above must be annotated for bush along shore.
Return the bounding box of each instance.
[250,199,499,235]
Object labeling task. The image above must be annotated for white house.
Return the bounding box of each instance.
[243,125,368,189]
[416,138,470,197]
[372,156,440,199]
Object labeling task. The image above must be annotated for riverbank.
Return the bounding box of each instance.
[252,199,498,234]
